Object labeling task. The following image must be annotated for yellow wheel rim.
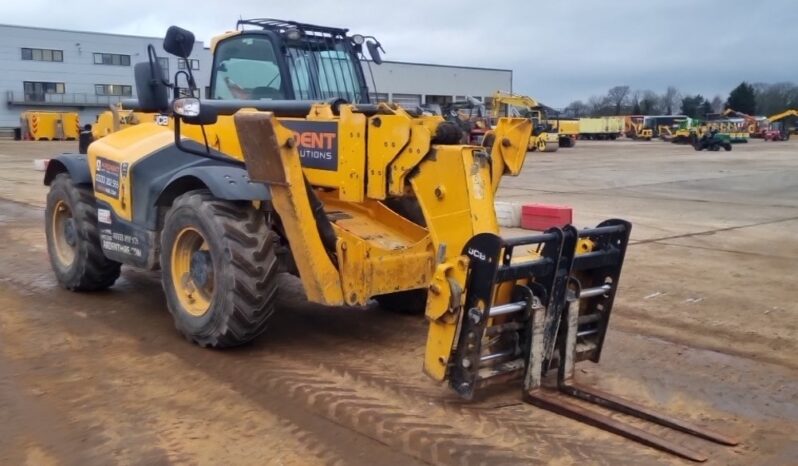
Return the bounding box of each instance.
[51,199,76,267]
[170,227,213,317]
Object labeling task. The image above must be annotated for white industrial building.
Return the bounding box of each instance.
[0,23,512,131]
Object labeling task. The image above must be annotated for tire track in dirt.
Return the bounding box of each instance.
[0,288,364,466]
[0,202,760,465]
[259,352,669,465]
[0,260,663,465]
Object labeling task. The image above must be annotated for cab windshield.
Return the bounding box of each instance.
[213,36,284,100]
[212,34,367,103]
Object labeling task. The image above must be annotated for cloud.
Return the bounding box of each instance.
[2,0,795,106]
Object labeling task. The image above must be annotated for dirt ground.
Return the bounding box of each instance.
[0,138,796,465]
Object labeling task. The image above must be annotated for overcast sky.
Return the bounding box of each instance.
[4,0,796,107]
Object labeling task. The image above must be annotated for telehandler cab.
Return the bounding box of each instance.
[43,20,737,461]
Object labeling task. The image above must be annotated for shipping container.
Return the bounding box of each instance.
[578,117,624,140]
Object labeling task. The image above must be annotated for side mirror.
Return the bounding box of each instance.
[366,40,383,65]
[173,98,218,126]
[164,26,195,58]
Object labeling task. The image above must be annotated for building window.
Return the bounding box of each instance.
[177,58,200,70]
[158,57,170,80]
[21,48,63,62]
[93,52,131,66]
[94,84,133,96]
[23,81,65,102]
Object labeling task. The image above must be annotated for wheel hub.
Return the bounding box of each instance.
[64,218,77,247]
[190,250,213,289]
[170,227,213,317]
[51,199,77,266]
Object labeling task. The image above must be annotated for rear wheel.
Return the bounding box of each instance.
[45,173,121,290]
[160,190,278,347]
[723,143,732,151]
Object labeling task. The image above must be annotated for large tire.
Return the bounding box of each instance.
[374,289,428,314]
[45,173,121,291]
[160,190,278,347]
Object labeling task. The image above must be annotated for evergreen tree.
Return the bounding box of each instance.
[726,82,756,114]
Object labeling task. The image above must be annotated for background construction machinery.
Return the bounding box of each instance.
[489,91,561,152]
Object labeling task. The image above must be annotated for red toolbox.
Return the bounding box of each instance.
[521,203,573,230]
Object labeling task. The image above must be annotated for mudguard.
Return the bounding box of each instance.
[126,140,270,229]
[43,153,91,186]
[157,164,271,205]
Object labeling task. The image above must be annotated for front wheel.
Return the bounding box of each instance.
[45,173,121,290]
[160,190,279,347]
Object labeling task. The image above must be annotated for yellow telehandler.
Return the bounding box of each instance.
[42,20,736,461]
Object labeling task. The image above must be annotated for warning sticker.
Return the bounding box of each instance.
[95,157,121,198]
[97,208,112,224]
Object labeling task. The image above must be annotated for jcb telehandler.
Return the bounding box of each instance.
[43,20,736,461]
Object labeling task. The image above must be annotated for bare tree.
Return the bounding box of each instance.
[564,100,589,117]
[607,85,631,115]
[588,95,609,116]
[630,90,641,114]
[710,95,724,113]
[660,86,681,115]
[639,90,660,115]
[754,82,798,116]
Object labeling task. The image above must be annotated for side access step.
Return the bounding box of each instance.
[452,220,739,462]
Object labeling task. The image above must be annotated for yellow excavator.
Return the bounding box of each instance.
[489,91,561,152]
[42,20,737,461]
[767,109,797,140]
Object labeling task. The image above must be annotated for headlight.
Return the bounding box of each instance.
[173,98,200,117]
[351,34,365,45]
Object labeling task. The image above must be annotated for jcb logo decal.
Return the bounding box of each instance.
[281,120,339,171]
[468,248,487,261]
